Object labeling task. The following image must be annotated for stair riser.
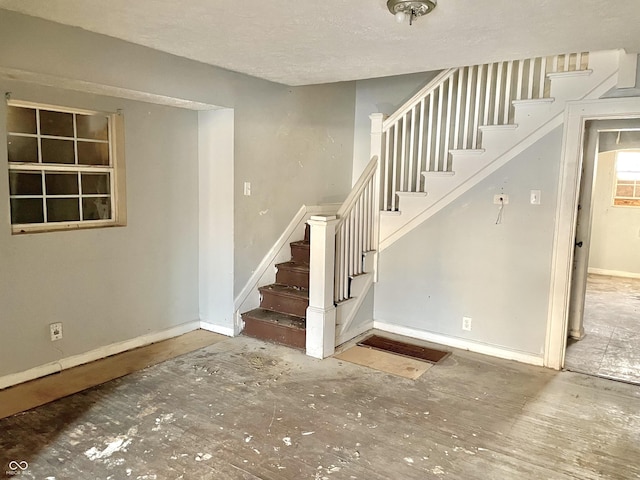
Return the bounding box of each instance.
[276,268,309,289]
[243,317,305,349]
[290,244,310,264]
[261,292,308,317]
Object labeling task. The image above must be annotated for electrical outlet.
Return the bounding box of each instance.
[243,182,251,196]
[462,316,472,331]
[493,194,509,205]
[50,322,63,341]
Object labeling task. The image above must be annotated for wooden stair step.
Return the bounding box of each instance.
[276,261,310,289]
[289,240,310,264]
[242,308,305,349]
[259,284,309,317]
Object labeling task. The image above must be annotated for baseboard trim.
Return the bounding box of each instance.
[200,321,235,337]
[373,321,543,367]
[0,320,201,390]
[588,268,640,279]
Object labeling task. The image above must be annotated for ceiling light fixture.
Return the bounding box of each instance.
[387,0,437,25]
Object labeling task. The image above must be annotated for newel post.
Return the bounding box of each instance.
[306,215,338,359]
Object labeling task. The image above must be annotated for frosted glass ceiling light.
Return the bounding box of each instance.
[387,0,437,25]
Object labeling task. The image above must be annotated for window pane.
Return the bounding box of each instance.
[7,135,38,163]
[77,141,109,166]
[11,198,44,224]
[47,198,80,222]
[9,171,43,195]
[7,106,36,134]
[616,184,634,197]
[46,173,79,195]
[83,197,112,220]
[77,115,108,140]
[39,110,74,137]
[42,138,75,164]
[81,173,110,194]
[616,151,640,173]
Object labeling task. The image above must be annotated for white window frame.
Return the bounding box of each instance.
[6,99,126,234]
[612,150,640,208]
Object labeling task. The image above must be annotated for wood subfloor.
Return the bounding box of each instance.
[0,330,225,419]
[565,274,640,383]
[1,333,640,479]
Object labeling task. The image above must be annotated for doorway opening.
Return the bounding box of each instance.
[564,121,640,384]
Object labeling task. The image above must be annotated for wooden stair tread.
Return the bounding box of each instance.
[242,308,305,329]
[276,260,309,272]
[259,283,309,299]
[290,240,310,248]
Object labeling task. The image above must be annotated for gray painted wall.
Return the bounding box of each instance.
[0,81,200,376]
[0,11,356,377]
[374,127,564,355]
[589,150,640,274]
[352,72,439,182]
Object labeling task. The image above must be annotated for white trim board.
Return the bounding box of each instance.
[588,268,640,279]
[200,321,235,337]
[545,96,640,370]
[0,320,201,390]
[374,321,544,367]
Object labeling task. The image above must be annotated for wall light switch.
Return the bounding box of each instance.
[530,190,541,205]
[243,182,251,196]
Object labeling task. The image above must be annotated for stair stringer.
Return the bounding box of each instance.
[379,50,621,252]
[335,250,376,345]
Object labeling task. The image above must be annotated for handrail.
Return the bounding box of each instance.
[383,69,458,128]
[336,155,378,225]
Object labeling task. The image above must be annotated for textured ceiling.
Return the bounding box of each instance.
[0,0,639,86]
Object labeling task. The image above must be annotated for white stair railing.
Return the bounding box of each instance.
[380,52,590,211]
[334,155,380,303]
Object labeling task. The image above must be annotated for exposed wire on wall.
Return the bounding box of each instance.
[495,198,505,224]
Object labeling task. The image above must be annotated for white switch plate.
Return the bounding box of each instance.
[50,322,63,341]
[462,316,472,331]
[243,182,251,196]
[493,194,509,205]
[530,190,541,205]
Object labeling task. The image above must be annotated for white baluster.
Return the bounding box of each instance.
[527,58,535,100]
[454,68,464,151]
[444,76,454,171]
[484,63,493,126]
[408,106,416,191]
[417,98,425,191]
[494,62,504,125]
[463,66,473,149]
[426,93,434,174]
[504,61,513,124]
[473,64,483,148]
[516,60,524,100]
[400,114,407,192]
[435,83,444,171]
[539,56,547,99]
[384,129,391,210]
[392,124,399,210]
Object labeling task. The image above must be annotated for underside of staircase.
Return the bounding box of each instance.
[241,226,310,349]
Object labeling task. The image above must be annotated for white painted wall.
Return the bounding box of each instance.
[589,150,640,275]
[0,11,356,378]
[374,127,564,356]
[352,72,439,182]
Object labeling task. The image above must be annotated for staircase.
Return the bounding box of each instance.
[241,226,311,349]
[375,51,621,250]
[238,49,624,357]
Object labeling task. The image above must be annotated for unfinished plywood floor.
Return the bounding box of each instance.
[565,274,640,383]
[2,334,640,479]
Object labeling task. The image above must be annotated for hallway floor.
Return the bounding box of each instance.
[2,334,640,479]
[564,274,640,384]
